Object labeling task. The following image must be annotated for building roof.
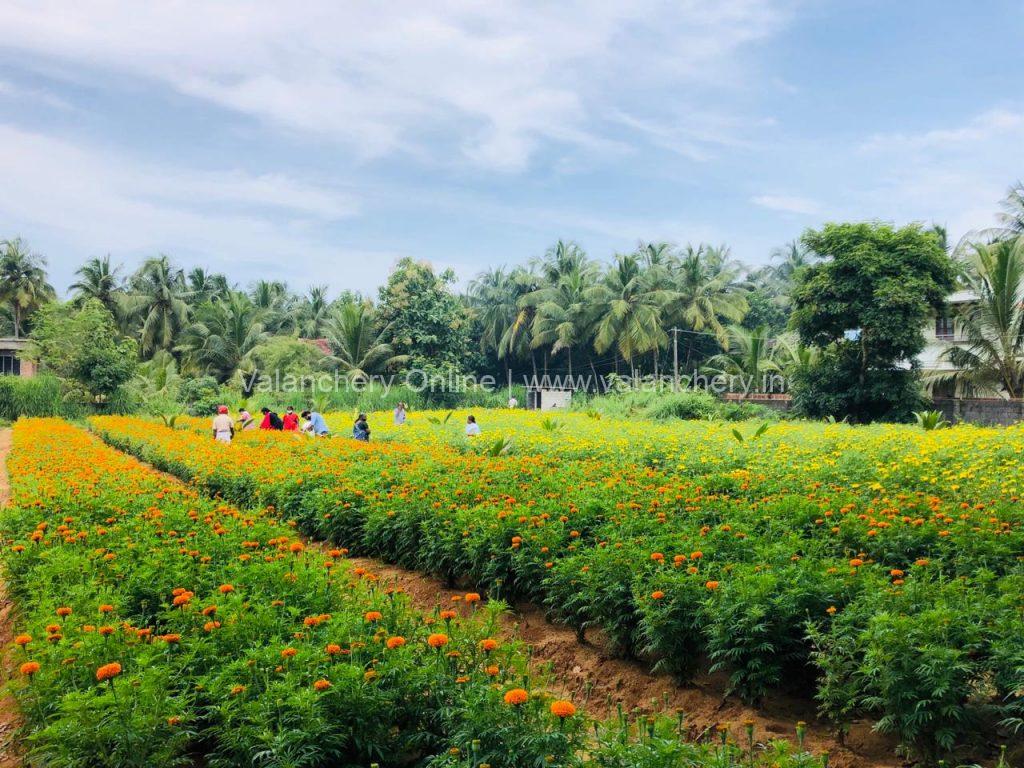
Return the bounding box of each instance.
[0,337,29,350]
[948,289,979,304]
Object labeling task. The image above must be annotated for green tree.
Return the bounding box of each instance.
[70,255,124,316]
[25,299,137,401]
[0,237,55,339]
[376,258,470,372]
[324,299,408,379]
[939,237,1024,397]
[122,256,193,356]
[524,260,598,378]
[177,292,269,385]
[790,222,956,421]
[703,325,781,393]
[298,284,331,338]
[589,252,673,371]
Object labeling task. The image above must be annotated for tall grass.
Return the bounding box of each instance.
[0,375,67,420]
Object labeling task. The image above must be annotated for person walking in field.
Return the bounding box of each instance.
[212,405,234,444]
[259,407,284,430]
[353,413,371,441]
[393,402,407,425]
[465,414,481,437]
[301,409,330,437]
[237,408,256,430]
[282,406,300,431]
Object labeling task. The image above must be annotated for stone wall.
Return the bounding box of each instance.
[932,397,1024,426]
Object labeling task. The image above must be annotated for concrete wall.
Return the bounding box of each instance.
[721,393,793,413]
[932,397,1024,426]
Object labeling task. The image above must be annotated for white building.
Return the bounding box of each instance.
[918,289,983,397]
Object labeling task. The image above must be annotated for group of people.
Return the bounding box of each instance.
[392,402,481,436]
[212,402,483,444]
[211,405,329,443]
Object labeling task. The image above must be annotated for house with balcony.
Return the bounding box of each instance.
[918,289,982,397]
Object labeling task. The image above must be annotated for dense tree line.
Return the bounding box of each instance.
[1,180,1022,421]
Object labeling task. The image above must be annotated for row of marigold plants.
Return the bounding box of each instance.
[90,415,1024,764]
[2,418,834,768]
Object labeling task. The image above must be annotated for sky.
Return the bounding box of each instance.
[0,0,1022,297]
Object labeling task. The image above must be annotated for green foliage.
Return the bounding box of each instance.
[178,375,226,416]
[377,258,471,372]
[0,374,65,419]
[791,222,956,422]
[574,389,773,422]
[25,299,137,402]
[914,410,949,430]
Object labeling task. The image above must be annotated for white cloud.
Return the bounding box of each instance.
[0,124,396,293]
[849,108,1024,239]
[751,194,821,215]
[0,0,793,170]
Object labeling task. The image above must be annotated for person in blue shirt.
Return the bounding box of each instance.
[352,413,370,441]
[300,409,330,437]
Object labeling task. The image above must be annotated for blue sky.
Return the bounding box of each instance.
[0,0,1022,297]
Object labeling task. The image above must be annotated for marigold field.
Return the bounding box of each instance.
[4,411,1024,766]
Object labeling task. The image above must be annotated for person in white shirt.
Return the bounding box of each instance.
[393,402,407,425]
[507,395,518,409]
[465,414,481,437]
[212,405,234,444]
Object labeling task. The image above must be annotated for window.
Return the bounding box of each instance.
[0,352,20,376]
[935,315,955,341]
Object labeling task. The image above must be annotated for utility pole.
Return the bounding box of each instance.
[670,327,682,392]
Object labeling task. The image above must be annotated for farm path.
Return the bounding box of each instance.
[0,429,23,768]
[345,555,898,768]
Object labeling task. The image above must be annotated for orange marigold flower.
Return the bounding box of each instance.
[218,584,234,594]
[690,551,703,560]
[650,590,665,600]
[20,661,40,677]
[650,552,664,562]
[98,604,114,614]
[550,700,576,718]
[705,580,720,590]
[464,592,481,603]
[427,633,449,648]
[313,679,332,691]
[281,647,297,658]
[849,558,864,567]
[14,634,31,647]
[167,716,181,726]
[98,626,115,637]
[364,611,383,622]
[479,638,499,652]
[325,643,343,655]
[914,558,929,567]
[386,636,406,650]
[289,542,305,554]
[485,664,500,676]
[96,662,122,682]
[160,633,181,644]
[439,610,457,621]
[503,688,529,706]
[230,684,246,695]
[56,607,72,618]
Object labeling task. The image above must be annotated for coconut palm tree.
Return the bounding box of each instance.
[995,181,1024,239]
[187,268,231,304]
[122,255,193,356]
[524,261,598,378]
[703,325,781,393]
[665,244,749,351]
[322,300,408,379]
[70,255,124,316]
[939,237,1024,397]
[0,238,55,338]
[298,285,331,338]
[589,252,674,372]
[177,291,269,384]
[249,279,297,334]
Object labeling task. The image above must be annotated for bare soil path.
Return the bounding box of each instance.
[346,556,898,768]
[0,428,22,768]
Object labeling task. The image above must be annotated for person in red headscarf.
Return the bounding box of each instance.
[212,405,234,443]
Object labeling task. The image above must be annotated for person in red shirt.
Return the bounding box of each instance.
[282,406,300,431]
[259,407,283,430]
